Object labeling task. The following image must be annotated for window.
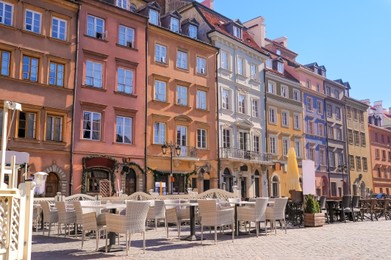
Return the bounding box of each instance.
[85,60,102,88]
[250,64,257,80]
[149,9,159,25]
[116,116,132,144]
[336,128,342,141]
[196,90,206,110]
[239,132,249,152]
[281,111,289,127]
[349,155,355,169]
[354,131,359,146]
[253,135,260,153]
[295,139,302,158]
[333,89,340,99]
[326,104,332,117]
[338,153,344,166]
[176,50,188,70]
[335,107,341,120]
[269,107,276,124]
[348,130,353,144]
[46,114,63,142]
[188,24,197,38]
[266,59,272,68]
[276,49,281,55]
[360,133,366,147]
[317,100,323,114]
[49,62,64,87]
[308,121,314,135]
[306,97,313,111]
[237,57,244,75]
[116,0,128,8]
[233,25,241,38]
[356,157,362,171]
[362,157,368,171]
[269,135,277,154]
[1,50,10,76]
[117,67,133,94]
[87,15,105,39]
[293,113,301,130]
[316,83,321,92]
[153,122,166,144]
[222,89,230,109]
[154,80,166,102]
[176,126,187,146]
[238,94,245,114]
[196,57,206,74]
[18,111,37,139]
[318,123,324,137]
[252,99,259,118]
[353,109,358,120]
[328,125,333,139]
[359,111,364,123]
[82,111,101,140]
[277,62,284,73]
[51,17,67,40]
[223,129,230,148]
[378,167,381,178]
[375,149,380,160]
[329,151,335,167]
[268,81,276,94]
[331,182,337,197]
[293,89,300,101]
[176,85,187,106]
[346,107,351,118]
[220,51,229,70]
[22,56,38,82]
[382,150,387,161]
[282,137,289,156]
[375,133,378,142]
[118,25,135,48]
[25,9,41,33]
[308,146,315,161]
[319,148,325,165]
[281,85,288,98]
[197,129,207,149]
[325,86,331,96]
[155,44,167,63]
[0,1,13,26]
[170,17,179,33]
[306,80,311,88]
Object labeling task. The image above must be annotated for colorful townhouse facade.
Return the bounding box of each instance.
[71,0,147,195]
[263,38,304,198]
[0,0,78,196]
[144,1,218,194]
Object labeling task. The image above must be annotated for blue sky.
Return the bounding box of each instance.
[208,0,391,109]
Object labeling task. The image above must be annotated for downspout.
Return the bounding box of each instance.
[215,48,220,188]
[263,69,269,197]
[144,23,148,192]
[69,2,81,195]
[324,96,331,197]
[342,96,350,195]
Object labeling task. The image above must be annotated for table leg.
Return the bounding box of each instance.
[182,205,201,241]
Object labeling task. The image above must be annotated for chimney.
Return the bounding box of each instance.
[273,36,288,48]
[201,0,214,9]
[243,16,266,47]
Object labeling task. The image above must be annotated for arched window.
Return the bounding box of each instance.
[223,168,233,192]
[272,175,279,198]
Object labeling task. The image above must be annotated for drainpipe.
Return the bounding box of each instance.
[144,23,148,192]
[69,2,81,195]
[215,48,221,189]
[263,69,270,197]
[342,95,350,195]
[324,96,331,197]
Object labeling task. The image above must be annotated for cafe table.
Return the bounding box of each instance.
[229,201,256,236]
[164,201,199,241]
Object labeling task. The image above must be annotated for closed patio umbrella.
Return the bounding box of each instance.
[286,147,302,192]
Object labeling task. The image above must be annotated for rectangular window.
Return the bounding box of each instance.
[117,67,133,94]
[329,151,335,167]
[154,122,166,144]
[253,135,260,153]
[222,89,229,109]
[188,24,197,38]
[306,97,313,111]
[277,62,284,73]
[348,130,353,144]
[362,157,368,171]
[52,17,67,40]
[281,111,289,127]
[269,135,277,154]
[252,99,259,118]
[0,109,3,136]
[326,104,332,117]
[308,121,314,135]
[356,157,361,171]
[295,139,302,158]
[233,25,241,38]
[250,64,257,80]
[318,123,324,137]
[239,132,249,150]
[118,25,135,48]
[268,81,276,94]
[317,100,323,114]
[266,59,272,68]
[359,111,364,123]
[154,80,166,102]
[220,51,229,70]
[331,182,337,197]
[336,128,342,141]
[149,9,159,25]
[281,85,288,98]
[238,94,245,114]
[176,85,187,106]
[389,151,391,162]
[353,109,358,120]
[354,131,359,146]
[176,126,187,146]
[25,9,41,33]
[18,111,37,139]
[87,15,105,39]
[328,125,334,139]
[49,62,64,87]
[223,129,230,148]
[293,113,301,130]
[319,148,325,165]
[196,57,206,74]
[269,107,276,124]
[170,17,179,33]
[82,111,101,140]
[22,55,39,82]
[197,129,207,149]
[85,60,102,88]
[333,89,340,99]
[338,152,344,166]
[1,50,10,76]
[346,107,351,118]
[306,80,311,88]
[382,150,387,161]
[282,137,289,156]
[325,86,331,96]
[196,90,207,110]
[349,155,355,169]
[293,89,300,101]
[155,44,167,63]
[360,133,366,147]
[237,57,244,75]
[375,149,380,160]
[308,146,315,161]
[116,116,132,144]
[116,0,128,9]
[335,107,341,120]
[176,50,188,70]
[0,1,13,26]
[46,115,63,142]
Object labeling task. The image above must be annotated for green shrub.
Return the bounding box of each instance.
[304,195,320,213]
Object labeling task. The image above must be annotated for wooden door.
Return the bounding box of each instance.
[45,172,59,197]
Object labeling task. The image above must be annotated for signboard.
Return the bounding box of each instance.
[302,160,316,195]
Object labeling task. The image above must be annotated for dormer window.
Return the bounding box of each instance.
[149,9,159,25]
[233,25,241,38]
[116,0,128,9]
[170,17,180,33]
[277,61,284,73]
[266,59,272,68]
[276,49,281,55]
[188,24,197,39]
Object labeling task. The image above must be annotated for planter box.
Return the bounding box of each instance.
[304,213,325,227]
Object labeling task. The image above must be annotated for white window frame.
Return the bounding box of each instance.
[306,97,313,111]
[116,116,132,144]
[250,64,257,80]
[266,59,272,68]
[293,113,301,130]
[269,107,277,124]
[82,111,101,141]
[326,104,332,117]
[85,60,103,88]
[237,57,244,75]
[154,80,166,102]
[253,135,260,153]
[170,17,180,33]
[188,24,197,38]
[282,137,289,156]
[176,85,188,106]
[118,25,135,48]
[335,106,341,120]
[220,50,229,70]
[46,114,63,142]
[222,128,230,148]
[196,90,207,110]
[197,128,207,149]
[268,81,276,94]
[117,67,133,94]
[293,89,300,101]
[51,17,67,41]
[238,94,245,114]
[116,0,128,9]
[222,88,230,110]
[269,135,277,154]
[154,122,166,144]
[318,123,324,137]
[281,110,289,127]
[233,25,241,38]
[87,15,105,39]
[252,99,259,118]
[281,85,288,98]
[155,44,167,63]
[295,139,302,158]
[317,100,323,114]
[176,50,188,70]
[176,125,187,147]
[196,57,206,74]
[149,9,159,25]
[0,1,13,26]
[25,9,41,34]
[277,61,284,73]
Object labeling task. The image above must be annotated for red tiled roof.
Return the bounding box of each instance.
[196,4,268,56]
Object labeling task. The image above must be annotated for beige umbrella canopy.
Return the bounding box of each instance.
[286,147,302,192]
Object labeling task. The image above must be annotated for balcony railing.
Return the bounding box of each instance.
[174,146,198,158]
[220,147,272,162]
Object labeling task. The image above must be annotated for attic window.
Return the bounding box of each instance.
[233,25,241,38]
[170,17,180,33]
[188,24,197,39]
[149,9,159,25]
[276,49,281,55]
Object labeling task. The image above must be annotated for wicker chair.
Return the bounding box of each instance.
[55,201,77,236]
[336,195,352,222]
[146,200,166,230]
[237,197,268,237]
[81,212,106,250]
[198,199,234,244]
[40,201,58,236]
[265,197,288,234]
[105,200,150,255]
[164,199,190,238]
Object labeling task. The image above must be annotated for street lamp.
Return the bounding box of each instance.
[338,164,347,196]
[161,143,181,194]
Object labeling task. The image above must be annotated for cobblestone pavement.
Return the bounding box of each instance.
[32,219,391,260]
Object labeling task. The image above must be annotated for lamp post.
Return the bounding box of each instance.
[338,164,347,196]
[161,143,181,194]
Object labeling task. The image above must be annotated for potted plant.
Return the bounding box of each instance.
[304,195,325,227]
